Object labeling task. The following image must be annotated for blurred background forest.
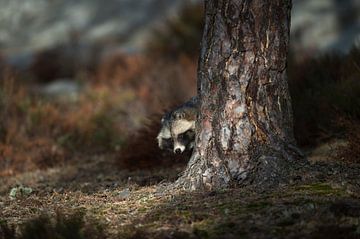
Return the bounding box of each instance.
[0,0,360,238]
[0,0,359,175]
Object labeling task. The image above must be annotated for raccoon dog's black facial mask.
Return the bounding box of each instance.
[161,138,174,152]
[173,129,195,154]
[177,130,195,148]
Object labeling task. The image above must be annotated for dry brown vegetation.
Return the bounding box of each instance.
[0,53,197,176]
[288,48,360,148]
[336,119,360,164]
[1,3,360,238]
[1,46,359,237]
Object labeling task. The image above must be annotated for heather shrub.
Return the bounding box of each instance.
[288,46,360,147]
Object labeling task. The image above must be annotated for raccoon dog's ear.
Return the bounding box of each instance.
[174,111,185,119]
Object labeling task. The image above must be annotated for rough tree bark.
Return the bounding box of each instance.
[176,0,304,190]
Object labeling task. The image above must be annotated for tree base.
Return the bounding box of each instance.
[174,149,308,191]
[174,151,231,191]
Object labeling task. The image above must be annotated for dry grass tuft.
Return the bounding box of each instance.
[0,211,106,239]
[336,119,360,164]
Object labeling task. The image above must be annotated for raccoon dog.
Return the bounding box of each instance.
[157,97,198,154]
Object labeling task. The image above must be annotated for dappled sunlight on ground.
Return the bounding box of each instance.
[1,149,359,238]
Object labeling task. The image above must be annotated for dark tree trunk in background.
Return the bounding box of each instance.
[176,0,304,190]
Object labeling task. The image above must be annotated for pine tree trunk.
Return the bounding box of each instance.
[175,0,304,190]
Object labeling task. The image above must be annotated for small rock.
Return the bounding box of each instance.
[38,79,82,101]
[118,188,130,199]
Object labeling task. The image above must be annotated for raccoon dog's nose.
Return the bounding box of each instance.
[175,148,182,154]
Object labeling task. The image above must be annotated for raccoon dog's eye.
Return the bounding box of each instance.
[161,138,173,151]
[185,130,195,137]
[179,130,194,139]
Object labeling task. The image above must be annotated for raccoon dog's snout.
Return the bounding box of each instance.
[174,144,186,154]
[175,148,182,154]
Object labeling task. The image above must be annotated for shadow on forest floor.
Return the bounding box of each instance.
[1,152,359,239]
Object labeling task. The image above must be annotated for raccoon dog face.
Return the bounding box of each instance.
[157,114,195,154]
[170,115,195,154]
[157,100,197,154]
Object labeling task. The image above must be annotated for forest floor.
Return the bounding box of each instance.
[1,145,359,239]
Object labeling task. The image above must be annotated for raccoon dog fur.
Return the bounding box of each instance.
[157,97,198,154]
